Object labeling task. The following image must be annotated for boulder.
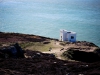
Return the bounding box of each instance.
[0,43,25,58]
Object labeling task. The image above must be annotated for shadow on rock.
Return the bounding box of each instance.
[63,49,100,63]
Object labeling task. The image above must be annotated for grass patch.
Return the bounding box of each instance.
[19,42,53,52]
[19,42,36,49]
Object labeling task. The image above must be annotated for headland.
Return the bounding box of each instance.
[0,32,100,75]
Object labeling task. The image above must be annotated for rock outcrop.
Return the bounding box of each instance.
[62,47,100,62]
[0,43,25,58]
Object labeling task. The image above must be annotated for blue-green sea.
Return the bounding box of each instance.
[0,0,100,46]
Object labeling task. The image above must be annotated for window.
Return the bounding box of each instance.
[61,36,62,40]
[71,36,74,39]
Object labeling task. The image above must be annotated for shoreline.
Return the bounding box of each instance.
[0,31,99,47]
[0,31,100,75]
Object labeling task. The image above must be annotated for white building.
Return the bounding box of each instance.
[60,29,76,42]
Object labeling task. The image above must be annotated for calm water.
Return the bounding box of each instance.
[0,0,100,46]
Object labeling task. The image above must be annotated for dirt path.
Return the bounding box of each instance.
[43,41,69,59]
[43,41,96,60]
[43,48,65,59]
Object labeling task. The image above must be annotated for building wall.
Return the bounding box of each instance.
[60,30,76,42]
[60,31,63,41]
[67,33,76,42]
[60,30,67,41]
[63,31,67,41]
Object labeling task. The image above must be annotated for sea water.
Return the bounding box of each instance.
[0,0,100,46]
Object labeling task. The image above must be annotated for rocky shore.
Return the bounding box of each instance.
[0,32,100,75]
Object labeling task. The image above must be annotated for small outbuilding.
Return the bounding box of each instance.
[60,29,76,42]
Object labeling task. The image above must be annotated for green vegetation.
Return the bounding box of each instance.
[61,49,74,60]
[19,41,53,52]
[19,42,39,49]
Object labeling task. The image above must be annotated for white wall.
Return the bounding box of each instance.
[60,29,76,42]
[60,30,67,41]
[60,31,63,41]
